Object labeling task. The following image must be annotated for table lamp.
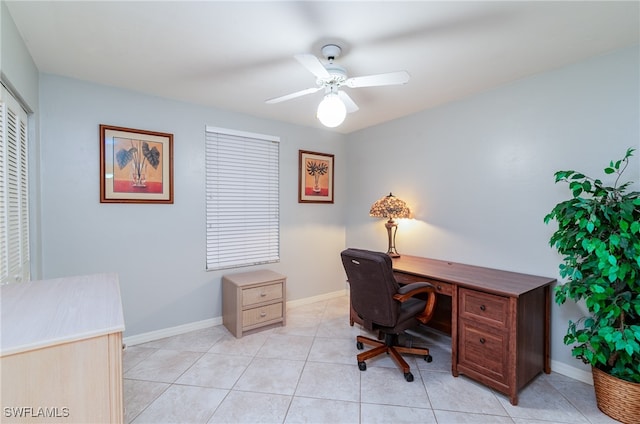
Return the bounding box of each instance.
[369,192,411,257]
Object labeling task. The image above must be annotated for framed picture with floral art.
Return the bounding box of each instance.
[298,150,334,203]
[100,124,173,203]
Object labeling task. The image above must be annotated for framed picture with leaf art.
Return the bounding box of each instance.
[100,124,173,203]
[298,150,334,203]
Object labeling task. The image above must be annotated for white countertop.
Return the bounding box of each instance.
[1,273,125,357]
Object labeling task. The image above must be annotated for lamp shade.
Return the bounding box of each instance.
[317,93,346,127]
[369,193,411,219]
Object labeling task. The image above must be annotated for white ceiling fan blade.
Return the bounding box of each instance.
[294,53,331,79]
[265,87,322,104]
[338,91,359,113]
[345,71,410,88]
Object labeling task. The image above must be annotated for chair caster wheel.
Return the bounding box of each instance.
[424,354,433,362]
[358,361,367,371]
[356,341,364,350]
[404,372,414,382]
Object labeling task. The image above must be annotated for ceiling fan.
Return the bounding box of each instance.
[266,44,410,127]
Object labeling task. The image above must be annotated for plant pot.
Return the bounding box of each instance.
[592,366,640,423]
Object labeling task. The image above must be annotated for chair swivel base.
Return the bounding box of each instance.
[355,334,432,382]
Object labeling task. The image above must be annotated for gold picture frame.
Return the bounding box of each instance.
[100,124,173,203]
[298,150,334,203]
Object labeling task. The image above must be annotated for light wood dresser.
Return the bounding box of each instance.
[222,270,286,337]
[0,273,125,423]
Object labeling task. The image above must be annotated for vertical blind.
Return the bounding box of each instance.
[205,126,280,270]
[0,85,30,285]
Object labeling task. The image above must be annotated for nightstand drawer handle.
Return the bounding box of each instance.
[480,305,486,311]
[480,338,486,344]
[437,285,442,290]
[260,292,267,297]
[260,311,267,317]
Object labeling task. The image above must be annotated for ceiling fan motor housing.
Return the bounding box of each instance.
[321,44,342,61]
[319,64,347,89]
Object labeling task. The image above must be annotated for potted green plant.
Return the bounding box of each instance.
[544,147,640,422]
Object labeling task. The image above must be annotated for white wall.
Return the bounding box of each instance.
[345,46,640,375]
[1,0,43,280]
[1,1,38,108]
[38,75,348,337]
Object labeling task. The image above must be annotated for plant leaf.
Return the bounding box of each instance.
[115,148,135,169]
[142,142,161,169]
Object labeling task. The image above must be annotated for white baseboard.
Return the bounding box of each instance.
[123,289,348,347]
[124,317,222,347]
[286,289,348,309]
[550,359,594,385]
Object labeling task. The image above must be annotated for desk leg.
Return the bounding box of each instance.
[510,394,519,406]
[508,297,519,406]
[451,285,459,377]
[544,285,551,374]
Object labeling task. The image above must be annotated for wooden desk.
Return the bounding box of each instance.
[355,255,555,405]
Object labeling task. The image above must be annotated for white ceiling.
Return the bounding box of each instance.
[5,1,640,134]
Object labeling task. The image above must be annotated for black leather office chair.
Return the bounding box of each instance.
[340,248,437,382]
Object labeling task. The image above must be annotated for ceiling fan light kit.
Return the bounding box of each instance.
[266,43,410,128]
[317,92,347,127]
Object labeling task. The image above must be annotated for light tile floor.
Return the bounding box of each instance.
[123,295,619,424]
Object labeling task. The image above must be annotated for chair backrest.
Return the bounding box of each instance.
[340,248,401,328]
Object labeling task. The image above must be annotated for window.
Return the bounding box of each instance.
[205,126,279,270]
[0,85,30,285]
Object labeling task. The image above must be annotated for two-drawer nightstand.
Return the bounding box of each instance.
[222,270,286,338]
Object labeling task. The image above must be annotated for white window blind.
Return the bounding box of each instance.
[205,126,280,270]
[0,85,30,285]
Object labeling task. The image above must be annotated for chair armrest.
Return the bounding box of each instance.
[393,282,437,324]
[394,282,435,299]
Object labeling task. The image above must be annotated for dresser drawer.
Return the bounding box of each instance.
[458,320,509,385]
[223,270,287,338]
[243,302,283,328]
[242,282,283,306]
[394,272,452,296]
[459,288,508,328]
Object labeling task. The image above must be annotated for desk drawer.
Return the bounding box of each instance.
[459,288,508,328]
[458,320,509,385]
[394,272,452,296]
[243,302,283,327]
[242,282,283,306]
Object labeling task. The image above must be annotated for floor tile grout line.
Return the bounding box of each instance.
[550,381,597,424]
[125,379,172,424]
